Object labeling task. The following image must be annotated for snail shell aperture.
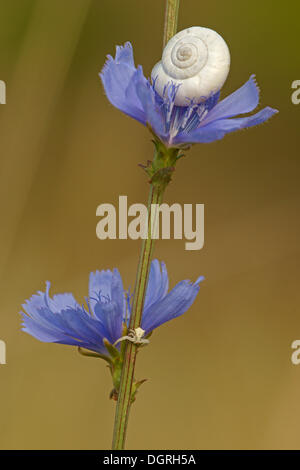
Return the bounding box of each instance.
[151,26,231,106]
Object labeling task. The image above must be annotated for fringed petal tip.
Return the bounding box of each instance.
[176,103,279,144]
[100,42,134,75]
[141,271,203,334]
[99,43,148,125]
[99,55,115,83]
[249,74,260,94]
[115,42,134,64]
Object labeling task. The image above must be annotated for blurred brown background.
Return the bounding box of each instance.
[0,0,299,450]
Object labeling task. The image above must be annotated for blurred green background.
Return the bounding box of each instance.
[0,0,299,450]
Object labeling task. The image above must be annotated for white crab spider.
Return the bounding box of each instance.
[114,327,149,346]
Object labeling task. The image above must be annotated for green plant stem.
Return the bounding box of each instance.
[111,0,181,450]
[163,0,180,47]
[112,184,164,450]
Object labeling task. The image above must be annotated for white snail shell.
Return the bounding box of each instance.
[151,26,230,106]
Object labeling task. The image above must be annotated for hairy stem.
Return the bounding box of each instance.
[111,0,180,450]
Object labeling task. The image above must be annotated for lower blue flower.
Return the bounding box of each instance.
[100,42,278,147]
[21,260,203,355]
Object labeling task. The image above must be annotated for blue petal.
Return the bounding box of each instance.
[22,283,109,353]
[89,268,125,315]
[144,260,169,311]
[93,301,123,345]
[22,304,108,354]
[135,79,166,139]
[100,42,147,124]
[58,307,106,344]
[22,314,105,353]
[115,43,135,67]
[89,269,125,343]
[89,270,113,305]
[22,282,79,317]
[28,302,103,342]
[22,291,47,317]
[48,290,79,313]
[110,268,126,320]
[22,314,71,343]
[141,277,203,334]
[176,107,278,144]
[201,75,260,125]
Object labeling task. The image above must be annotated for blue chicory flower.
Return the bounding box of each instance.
[100,42,278,147]
[21,260,203,355]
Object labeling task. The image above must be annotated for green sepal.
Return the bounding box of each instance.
[150,166,175,189]
[102,338,124,396]
[131,379,148,403]
[110,357,123,393]
[103,338,120,359]
[140,134,182,190]
[77,346,112,365]
[120,323,129,357]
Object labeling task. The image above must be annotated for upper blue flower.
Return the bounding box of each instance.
[100,42,278,147]
[21,260,203,355]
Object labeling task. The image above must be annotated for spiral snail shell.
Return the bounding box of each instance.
[151,26,230,106]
